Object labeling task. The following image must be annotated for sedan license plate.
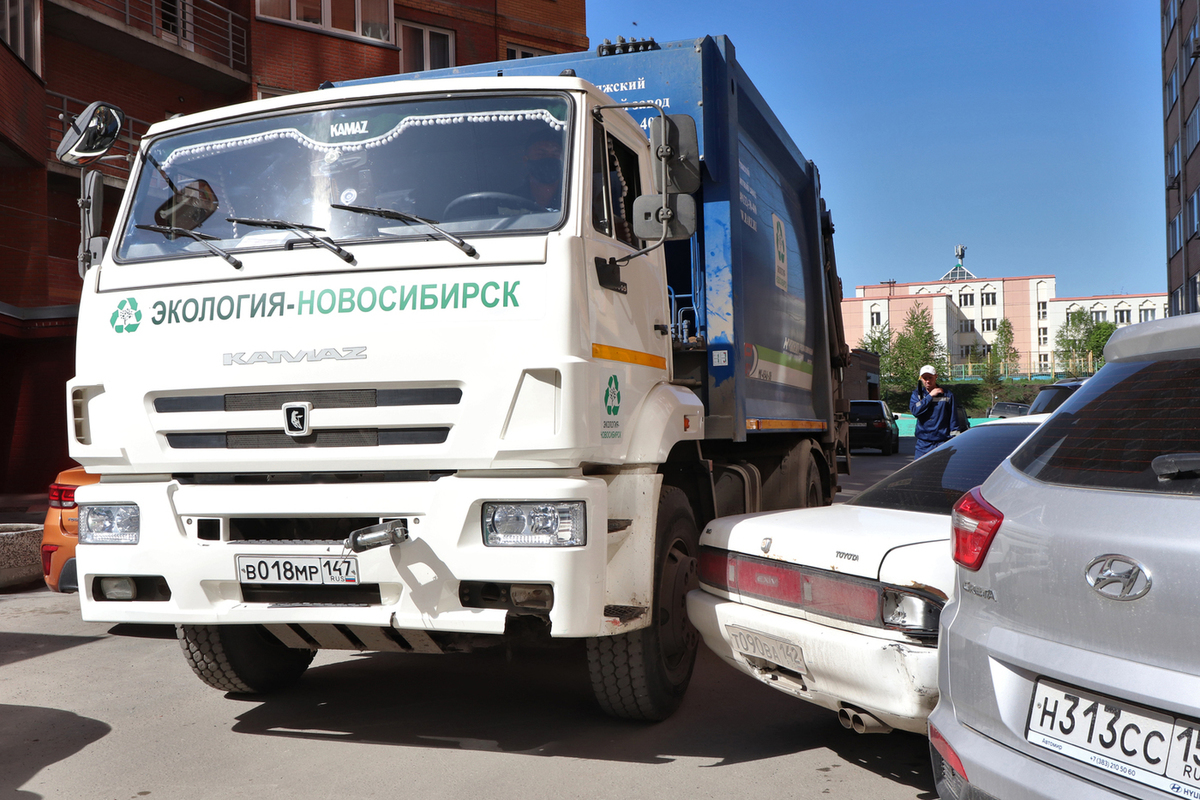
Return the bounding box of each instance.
[725,625,808,675]
[236,555,358,585]
[849,422,867,428]
[1027,678,1200,795]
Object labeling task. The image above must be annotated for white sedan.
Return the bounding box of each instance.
[687,415,1045,734]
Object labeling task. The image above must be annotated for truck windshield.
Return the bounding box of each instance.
[116,94,571,264]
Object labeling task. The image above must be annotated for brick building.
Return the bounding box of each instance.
[0,0,586,494]
[1164,0,1199,313]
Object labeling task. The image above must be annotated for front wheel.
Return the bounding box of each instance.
[177,624,314,694]
[587,486,700,721]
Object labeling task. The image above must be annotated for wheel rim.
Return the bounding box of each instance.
[657,536,699,684]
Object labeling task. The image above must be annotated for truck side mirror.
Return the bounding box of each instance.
[648,114,700,195]
[632,193,696,241]
[56,102,125,167]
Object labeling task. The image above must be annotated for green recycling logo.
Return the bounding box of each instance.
[110,297,142,333]
[604,375,621,415]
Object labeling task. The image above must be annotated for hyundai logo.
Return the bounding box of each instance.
[1085,555,1151,601]
[283,401,312,437]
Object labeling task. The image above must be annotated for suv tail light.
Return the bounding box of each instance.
[49,483,77,509]
[952,487,1003,571]
[41,544,59,576]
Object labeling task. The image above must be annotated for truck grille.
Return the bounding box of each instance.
[155,387,462,413]
[227,516,378,543]
[166,427,450,449]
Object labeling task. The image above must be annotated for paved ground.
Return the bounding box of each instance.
[1,443,930,800]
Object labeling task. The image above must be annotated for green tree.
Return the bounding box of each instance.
[992,318,1020,376]
[857,323,893,364]
[888,304,948,391]
[979,354,1004,413]
[1054,310,1116,376]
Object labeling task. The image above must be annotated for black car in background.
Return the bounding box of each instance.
[848,400,900,455]
[1027,377,1087,415]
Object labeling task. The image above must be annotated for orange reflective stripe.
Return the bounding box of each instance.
[746,419,828,431]
[591,343,667,370]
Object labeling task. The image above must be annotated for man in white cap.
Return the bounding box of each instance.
[910,364,968,458]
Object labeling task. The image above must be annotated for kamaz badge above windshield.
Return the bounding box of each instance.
[118,95,571,265]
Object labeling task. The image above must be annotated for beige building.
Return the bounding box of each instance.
[843,266,1167,377]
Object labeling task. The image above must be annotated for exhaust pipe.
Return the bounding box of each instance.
[837,705,892,734]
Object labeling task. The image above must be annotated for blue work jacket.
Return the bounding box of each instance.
[910,384,968,458]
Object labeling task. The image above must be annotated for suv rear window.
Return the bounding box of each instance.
[1028,384,1077,415]
[1011,358,1200,494]
[850,402,885,420]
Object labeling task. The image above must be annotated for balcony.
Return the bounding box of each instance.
[45,0,250,93]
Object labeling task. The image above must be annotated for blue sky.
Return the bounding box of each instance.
[585,2,1162,299]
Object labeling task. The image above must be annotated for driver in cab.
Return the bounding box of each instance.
[515,131,563,210]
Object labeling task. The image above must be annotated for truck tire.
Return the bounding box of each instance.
[177,624,315,694]
[587,485,700,721]
[803,452,824,507]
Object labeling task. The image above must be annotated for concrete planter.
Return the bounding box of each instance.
[0,523,44,589]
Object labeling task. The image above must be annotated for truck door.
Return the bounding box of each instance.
[586,118,672,452]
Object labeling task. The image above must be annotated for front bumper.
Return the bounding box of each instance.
[76,474,610,637]
[687,590,937,733]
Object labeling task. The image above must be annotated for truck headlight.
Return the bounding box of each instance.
[79,505,140,544]
[482,502,585,547]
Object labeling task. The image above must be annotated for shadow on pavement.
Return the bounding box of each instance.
[0,632,104,668]
[230,642,935,792]
[0,705,111,800]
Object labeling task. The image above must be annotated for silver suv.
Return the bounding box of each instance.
[928,314,1200,800]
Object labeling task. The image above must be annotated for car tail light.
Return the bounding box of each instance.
[929,722,969,788]
[952,487,1003,571]
[41,544,59,576]
[873,420,886,428]
[699,547,882,625]
[48,483,77,509]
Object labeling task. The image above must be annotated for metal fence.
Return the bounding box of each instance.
[948,352,1099,382]
[68,0,248,71]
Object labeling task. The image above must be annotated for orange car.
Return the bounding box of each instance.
[42,466,100,593]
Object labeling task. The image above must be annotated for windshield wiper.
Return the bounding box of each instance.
[1152,453,1200,481]
[331,203,477,258]
[226,217,356,265]
[135,224,242,270]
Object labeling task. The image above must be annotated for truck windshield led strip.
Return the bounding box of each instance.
[154,387,462,413]
[166,427,450,449]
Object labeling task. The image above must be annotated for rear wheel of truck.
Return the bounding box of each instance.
[803,451,825,508]
[587,485,700,721]
[177,624,315,694]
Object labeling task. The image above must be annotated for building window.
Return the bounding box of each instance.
[1189,188,1200,238]
[1037,301,1047,320]
[397,21,454,71]
[507,45,550,59]
[1140,307,1157,323]
[1192,274,1200,314]
[1114,309,1131,324]
[979,292,996,306]
[958,293,974,307]
[982,344,993,357]
[1169,138,1181,181]
[1091,310,1107,323]
[870,311,881,327]
[1167,67,1179,115]
[1171,212,1185,255]
[1038,327,1048,346]
[0,0,40,73]
[1172,287,1185,316]
[959,319,976,333]
[981,318,997,332]
[258,0,391,41]
[1039,353,1049,369]
[1188,16,1200,70]
[1166,0,1179,44]
[960,346,972,359]
[1188,104,1200,156]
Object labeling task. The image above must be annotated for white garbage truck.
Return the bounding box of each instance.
[59,35,850,720]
